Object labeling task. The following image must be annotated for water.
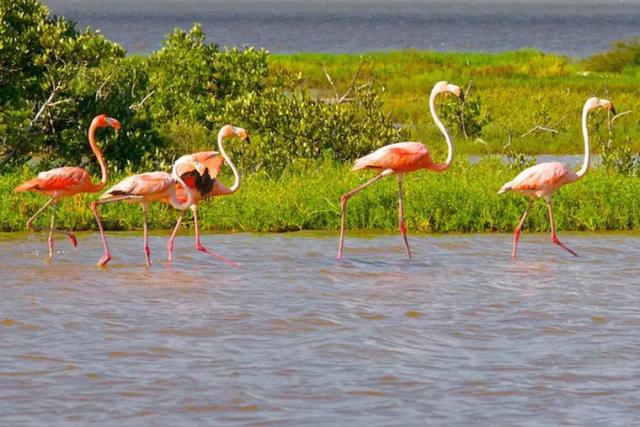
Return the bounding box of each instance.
[1,231,640,425]
[43,0,640,56]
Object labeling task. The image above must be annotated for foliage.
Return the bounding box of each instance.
[600,137,640,176]
[439,87,491,139]
[273,50,640,158]
[0,0,155,171]
[219,79,403,173]
[584,38,640,72]
[1,1,402,174]
[4,159,640,233]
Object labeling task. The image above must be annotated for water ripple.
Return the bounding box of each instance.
[1,232,640,425]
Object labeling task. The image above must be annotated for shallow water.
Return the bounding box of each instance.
[44,0,640,56]
[1,231,640,425]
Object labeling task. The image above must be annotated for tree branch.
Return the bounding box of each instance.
[29,81,63,131]
[520,125,559,138]
[129,90,156,111]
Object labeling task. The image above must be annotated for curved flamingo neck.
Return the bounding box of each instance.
[89,119,108,191]
[168,164,194,210]
[218,128,240,193]
[576,103,591,180]
[429,88,454,172]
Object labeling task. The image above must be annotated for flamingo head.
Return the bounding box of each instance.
[446,83,465,102]
[93,114,121,130]
[432,81,464,102]
[232,126,250,143]
[585,97,616,115]
[599,98,616,115]
[220,125,250,143]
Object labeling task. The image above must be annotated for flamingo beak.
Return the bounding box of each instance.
[107,117,121,131]
[458,91,465,103]
[610,105,617,116]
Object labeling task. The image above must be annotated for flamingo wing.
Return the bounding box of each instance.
[174,151,223,199]
[192,151,224,179]
[15,167,89,192]
[102,172,174,198]
[353,142,430,172]
[174,151,224,180]
[500,162,573,194]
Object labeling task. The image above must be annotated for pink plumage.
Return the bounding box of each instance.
[352,142,433,173]
[499,96,616,258]
[14,114,119,259]
[499,162,577,198]
[337,81,465,259]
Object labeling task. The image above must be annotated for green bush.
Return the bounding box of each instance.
[1,2,402,175]
[584,38,640,72]
[439,88,491,139]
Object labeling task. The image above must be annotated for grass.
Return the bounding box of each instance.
[3,159,640,234]
[4,49,640,234]
[271,49,640,158]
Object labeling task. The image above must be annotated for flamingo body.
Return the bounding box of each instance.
[499,162,577,198]
[92,168,194,268]
[172,150,227,204]
[353,142,435,173]
[164,126,248,266]
[337,81,464,260]
[500,96,616,258]
[15,114,119,258]
[15,167,98,197]
[102,172,177,203]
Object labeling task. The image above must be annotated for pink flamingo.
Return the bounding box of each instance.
[15,114,120,258]
[337,81,464,259]
[91,159,196,267]
[165,125,248,265]
[499,97,615,258]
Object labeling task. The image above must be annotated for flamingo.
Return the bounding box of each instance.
[90,159,196,267]
[15,114,120,258]
[336,81,464,260]
[499,97,615,258]
[165,125,248,265]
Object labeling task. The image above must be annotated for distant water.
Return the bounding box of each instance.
[2,232,640,425]
[43,0,640,56]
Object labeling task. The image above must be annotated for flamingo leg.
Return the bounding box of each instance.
[546,198,578,257]
[47,202,57,258]
[337,170,392,260]
[512,200,533,258]
[191,204,238,267]
[142,203,151,267]
[166,211,185,262]
[397,174,412,259]
[26,197,77,248]
[91,195,143,267]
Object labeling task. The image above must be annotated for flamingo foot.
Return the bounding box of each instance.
[97,253,111,267]
[144,246,152,268]
[552,236,578,257]
[399,224,412,259]
[48,237,54,259]
[195,243,240,268]
[68,233,78,248]
[166,241,174,263]
[512,233,521,259]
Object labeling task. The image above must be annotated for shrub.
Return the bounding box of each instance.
[584,38,640,72]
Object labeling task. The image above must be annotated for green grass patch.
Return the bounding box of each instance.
[3,159,640,234]
[271,49,640,157]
